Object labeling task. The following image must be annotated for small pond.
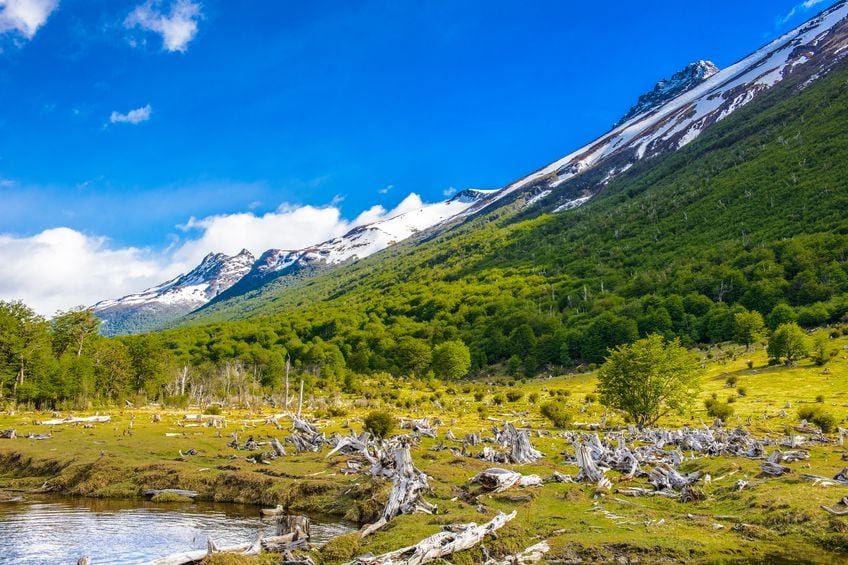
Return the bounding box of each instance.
[0,496,353,564]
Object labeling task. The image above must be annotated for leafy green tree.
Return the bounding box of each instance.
[767,323,810,366]
[393,336,432,377]
[766,303,797,330]
[431,340,471,380]
[0,300,50,398]
[733,310,765,350]
[597,334,701,427]
[50,308,101,358]
[363,410,395,438]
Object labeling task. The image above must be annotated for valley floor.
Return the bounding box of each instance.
[1,339,848,563]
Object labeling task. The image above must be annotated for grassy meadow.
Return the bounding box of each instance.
[1,333,848,563]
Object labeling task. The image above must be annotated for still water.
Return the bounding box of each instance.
[0,496,353,564]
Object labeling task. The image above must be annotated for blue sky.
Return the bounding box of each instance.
[0,0,835,312]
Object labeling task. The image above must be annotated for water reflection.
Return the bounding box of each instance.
[0,496,352,564]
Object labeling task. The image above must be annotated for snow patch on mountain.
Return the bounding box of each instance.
[466,1,848,215]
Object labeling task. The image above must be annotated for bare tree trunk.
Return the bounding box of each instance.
[297,379,304,418]
[284,356,290,410]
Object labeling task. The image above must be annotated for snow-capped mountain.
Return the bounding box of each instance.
[94,249,254,335]
[208,189,496,303]
[465,0,848,215]
[94,190,494,333]
[615,60,719,127]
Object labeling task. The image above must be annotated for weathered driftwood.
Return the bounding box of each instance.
[400,418,438,439]
[349,511,516,565]
[649,463,701,491]
[471,468,542,493]
[287,417,325,453]
[0,429,15,439]
[493,423,543,464]
[39,415,111,426]
[360,440,436,538]
[142,488,199,499]
[485,540,550,564]
[760,452,791,476]
[148,535,262,565]
[271,437,287,457]
[26,433,51,440]
[574,441,607,484]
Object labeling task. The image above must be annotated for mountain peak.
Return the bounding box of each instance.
[615,60,719,127]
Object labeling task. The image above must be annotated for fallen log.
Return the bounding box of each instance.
[649,463,701,491]
[349,511,517,565]
[141,489,199,499]
[39,415,111,426]
[0,429,15,439]
[147,537,260,565]
[485,540,550,564]
[471,468,542,493]
[760,452,791,476]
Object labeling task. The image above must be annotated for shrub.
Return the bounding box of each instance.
[540,401,573,428]
[505,391,524,403]
[727,395,736,404]
[726,376,738,388]
[737,386,747,397]
[492,394,505,406]
[816,395,825,403]
[584,393,597,404]
[798,406,838,433]
[705,398,734,420]
[528,392,539,404]
[473,391,485,402]
[204,405,223,416]
[363,410,395,438]
[746,360,754,369]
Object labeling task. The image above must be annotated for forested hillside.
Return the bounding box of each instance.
[2,62,848,407]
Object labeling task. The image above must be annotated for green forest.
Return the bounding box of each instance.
[2,64,848,409]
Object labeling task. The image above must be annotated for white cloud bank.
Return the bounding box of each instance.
[125,0,201,53]
[0,193,428,315]
[0,0,58,39]
[0,228,180,316]
[109,104,152,125]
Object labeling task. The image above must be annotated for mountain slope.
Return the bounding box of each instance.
[185,1,848,327]
[168,21,848,376]
[615,60,719,127]
[93,249,254,336]
[203,189,495,307]
[457,1,848,217]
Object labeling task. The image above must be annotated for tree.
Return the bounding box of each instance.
[597,334,701,427]
[393,337,432,377]
[51,307,101,358]
[0,300,50,397]
[766,303,797,330]
[767,323,810,366]
[431,340,471,380]
[733,310,765,350]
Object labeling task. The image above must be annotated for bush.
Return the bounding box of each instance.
[492,394,505,406]
[363,410,395,438]
[473,391,485,402]
[528,392,539,404]
[727,395,736,404]
[584,393,597,404]
[746,360,754,369]
[505,391,524,403]
[705,398,734,420]
[725,376,737,388]
[798,406,838,433]
[737,386,747,397]
[540,401,574,428]
[204,405,223,416]
[816,395,825,403]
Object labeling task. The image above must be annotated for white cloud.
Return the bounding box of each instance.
[0,193,431,315]
[0,228,185,316]
[124,0,201,53]
[779,0,826,25]
[0,0,59,39]
[442,186,457,197]
[174,194,425,266]
[378,184,394,194]
[109,104,152,125]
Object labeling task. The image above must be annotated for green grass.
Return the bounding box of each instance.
[3,336,848,562]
